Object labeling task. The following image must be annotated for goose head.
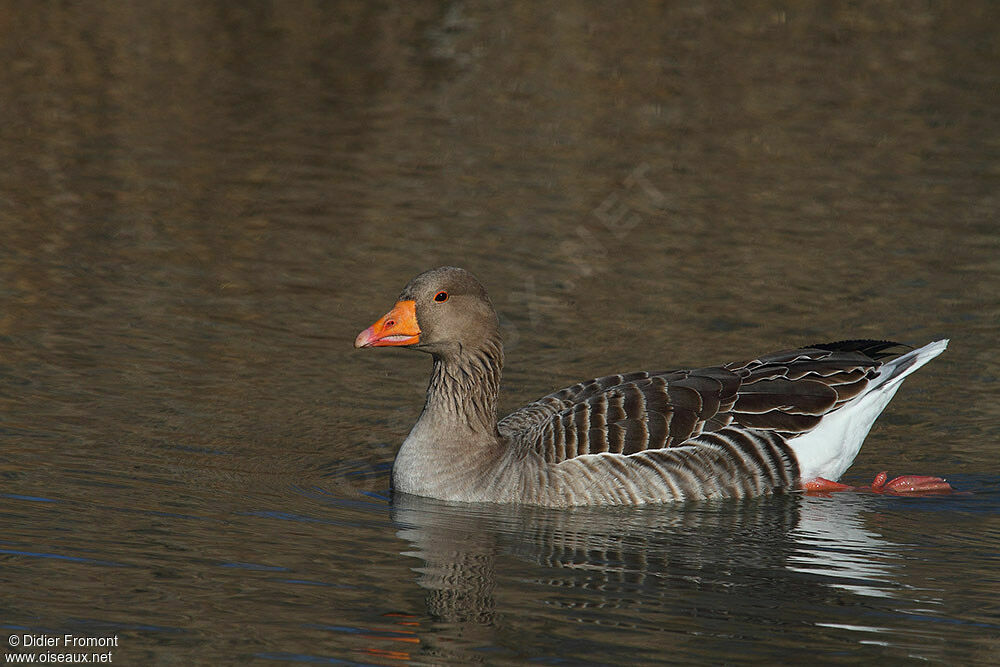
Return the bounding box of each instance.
[354,266,500,359]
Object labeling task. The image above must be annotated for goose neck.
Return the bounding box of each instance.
[424,338,503,435]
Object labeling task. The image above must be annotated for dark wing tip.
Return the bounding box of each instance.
[805,339,911,361]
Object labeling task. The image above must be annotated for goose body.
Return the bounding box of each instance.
[356,267,949,507]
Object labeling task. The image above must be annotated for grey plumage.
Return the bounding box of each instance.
[495,345,891,505]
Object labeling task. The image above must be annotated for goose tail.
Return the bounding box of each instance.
[790,339,949,483]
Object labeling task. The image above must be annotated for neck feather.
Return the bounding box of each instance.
[393,334,507,500]
[425,336,504,435]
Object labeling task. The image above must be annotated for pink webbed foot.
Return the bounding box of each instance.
[870,470,954,495]
[802,477,854,495]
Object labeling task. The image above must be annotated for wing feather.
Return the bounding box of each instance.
[498,341,896,465]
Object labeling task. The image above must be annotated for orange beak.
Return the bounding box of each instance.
[354,300,421,348]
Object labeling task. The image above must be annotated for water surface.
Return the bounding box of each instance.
[1,2,998,664]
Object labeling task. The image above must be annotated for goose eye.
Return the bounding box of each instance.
[434,291,449,302]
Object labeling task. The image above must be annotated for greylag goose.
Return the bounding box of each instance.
[355,267,952,506]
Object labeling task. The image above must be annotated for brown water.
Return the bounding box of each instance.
[2,2,999,664]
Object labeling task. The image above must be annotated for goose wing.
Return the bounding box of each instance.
[498,341,904,464]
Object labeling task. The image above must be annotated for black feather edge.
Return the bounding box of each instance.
[805,339,911,361]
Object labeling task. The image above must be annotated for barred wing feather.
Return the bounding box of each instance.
[502,344,891,459]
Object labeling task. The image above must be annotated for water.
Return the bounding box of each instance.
[1,2,998,664]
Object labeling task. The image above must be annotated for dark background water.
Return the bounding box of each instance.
[1,2,998,664]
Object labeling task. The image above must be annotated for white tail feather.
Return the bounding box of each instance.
[789,339,949,482]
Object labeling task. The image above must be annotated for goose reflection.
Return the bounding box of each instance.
[392,491,905,627]
[789,493,902,599]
